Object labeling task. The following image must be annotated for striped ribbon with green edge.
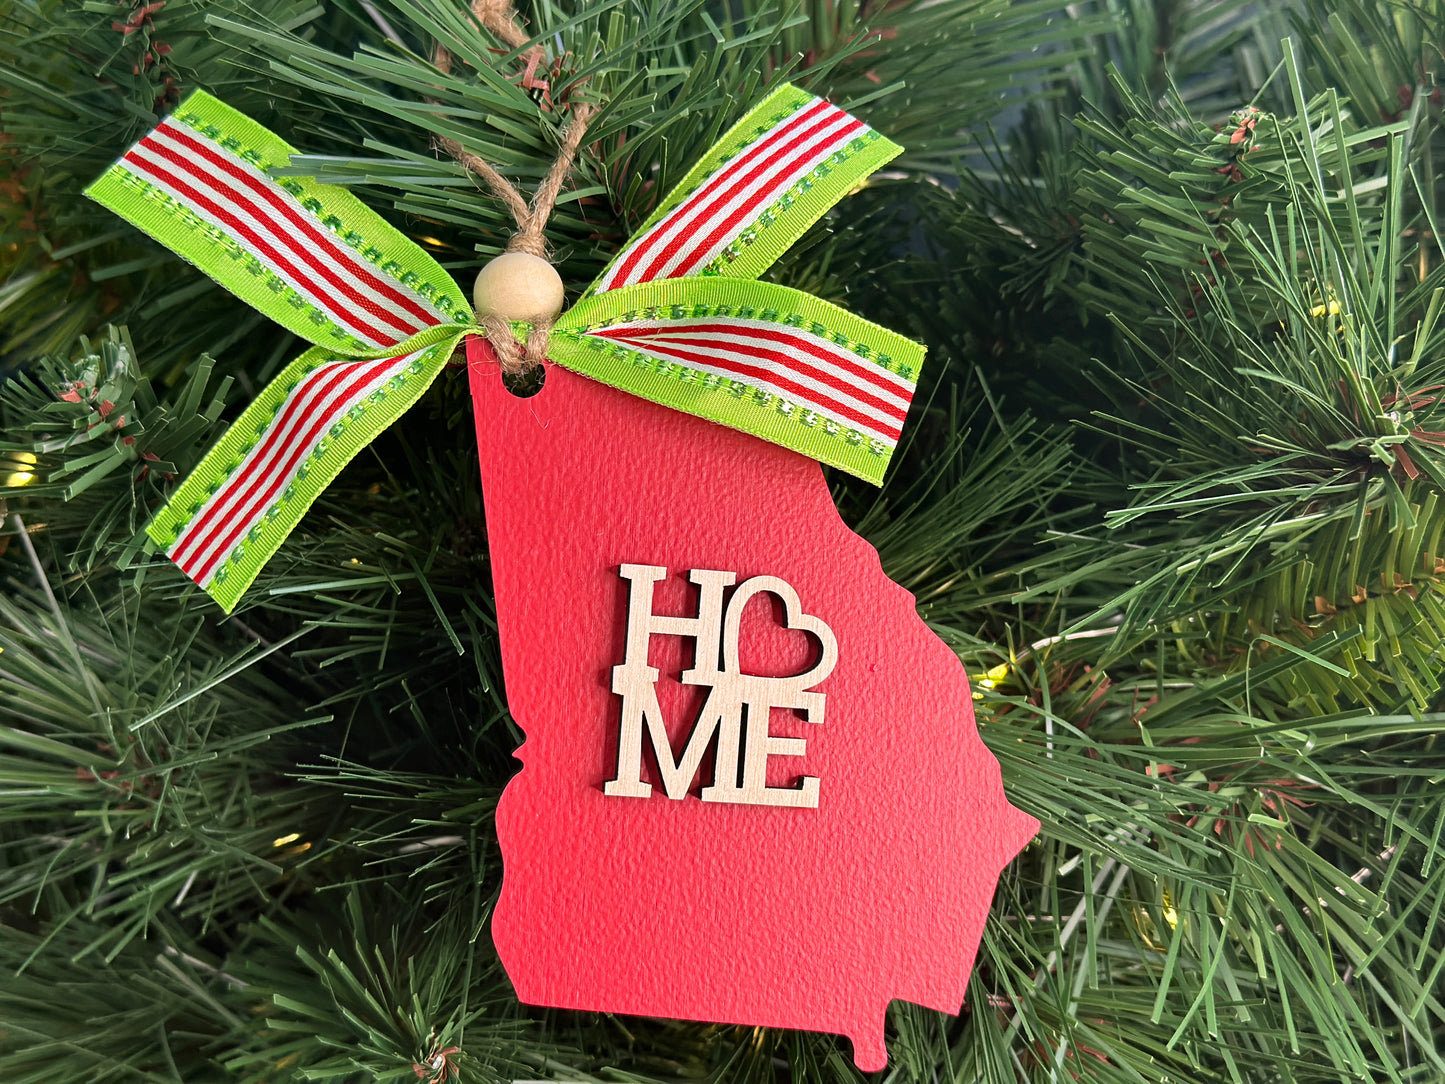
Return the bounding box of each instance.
[584,82,905,294]
[552,279,919,483]
[87,83,924,612]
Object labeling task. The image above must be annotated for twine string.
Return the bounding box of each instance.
[434,0,595,372]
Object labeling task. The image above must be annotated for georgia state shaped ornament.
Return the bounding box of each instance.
[475,358,1038,1069]
[472,88,1039,1070]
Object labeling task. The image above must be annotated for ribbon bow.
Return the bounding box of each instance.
[87,84,924,612]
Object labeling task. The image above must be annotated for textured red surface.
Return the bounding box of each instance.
[470,341,1038,1070]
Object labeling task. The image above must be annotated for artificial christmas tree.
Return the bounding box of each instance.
[2,1,1444,1082]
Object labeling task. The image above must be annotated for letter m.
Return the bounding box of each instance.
[604,564,736,799]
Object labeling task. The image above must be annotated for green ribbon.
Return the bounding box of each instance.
[88,85,923,611]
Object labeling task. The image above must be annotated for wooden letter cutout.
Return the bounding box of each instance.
[604,565,837,807]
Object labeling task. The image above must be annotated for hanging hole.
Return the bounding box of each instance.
[501,363,546,398]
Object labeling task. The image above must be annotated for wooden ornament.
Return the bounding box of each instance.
[472,251,566,322]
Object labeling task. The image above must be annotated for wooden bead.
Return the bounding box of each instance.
[472,252,565,323]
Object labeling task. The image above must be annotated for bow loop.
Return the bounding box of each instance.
[586,85,903,294]
[88,91,472,351]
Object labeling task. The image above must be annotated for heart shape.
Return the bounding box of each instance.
[722,575,838,691]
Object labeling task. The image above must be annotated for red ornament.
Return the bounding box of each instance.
[471,341,1038,1070]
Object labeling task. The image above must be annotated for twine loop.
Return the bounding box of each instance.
[434,0,594,373]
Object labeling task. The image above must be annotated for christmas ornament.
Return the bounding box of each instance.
[473,358,1038,1069]
[87,62,1037,1069]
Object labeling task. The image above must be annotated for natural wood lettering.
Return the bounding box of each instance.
[604,564,837,807]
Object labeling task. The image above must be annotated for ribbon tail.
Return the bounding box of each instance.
[551,279,923,485]
[147,334,462,612]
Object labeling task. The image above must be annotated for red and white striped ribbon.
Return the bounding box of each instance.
[98,85,917,608]
[588,317,912,446]
[120,119,450,348]
[166,350,423,588]
[595,99,865,293]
